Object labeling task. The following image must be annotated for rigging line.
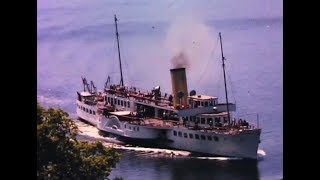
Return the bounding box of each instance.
[115,2,181,87]
[106,34,118,84]
[217,66,221,97]
[237,113,259,117]
[195,35,220,86]
[168,0,177,8]
[117,33,132,86]
[117,28,135,87]
[168,0,184,8]
[227,69,237,103]
[111,34,118,77]
[147,0,185,28]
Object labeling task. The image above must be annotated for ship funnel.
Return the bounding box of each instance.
[170,68,188,108]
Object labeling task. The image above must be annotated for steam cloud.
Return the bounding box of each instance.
[164,14,217,74]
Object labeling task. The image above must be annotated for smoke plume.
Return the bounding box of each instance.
[171,52,189,69]
[164,14,217,73]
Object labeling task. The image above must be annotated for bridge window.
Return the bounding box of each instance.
[133,127,135,131]
[201,118,205,124]
[124,101,127,107]
[207,136,212,141]
[189,134,194,139]
[204,101,208,107]
[197,101,200,106]
[108,97,110,102]
[201,102,204,106]
[86,108,88,113]
[89,110,92,114]
[125,125,126,128]
[209,101,213,106]
[173,131,177,136]
[178,131,182,137]
[137,127,139,131]
[195,134,199,139]
[184,133,188,138]
[223,117,227,123]
[214,136,219,142]
[201,135,206,140]
[93,111,96,115]
[121,100,123,106]
[128,102,130,108]
[207,118,213,124]
[117,100,120,105]
[215,117,220,123]
[129,126,131,130]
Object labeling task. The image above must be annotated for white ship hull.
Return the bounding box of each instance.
[77,100,165,140]
[166,127,261,159]
[77,100,260,159]
[97,116,163,139]
[76,100,99,126]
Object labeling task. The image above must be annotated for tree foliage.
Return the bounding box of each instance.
[37,103,120,180]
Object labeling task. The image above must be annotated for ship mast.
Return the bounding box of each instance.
[219,32,231,124]
[114,14,124,86]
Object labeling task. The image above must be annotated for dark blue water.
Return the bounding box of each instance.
[37,1,283,179]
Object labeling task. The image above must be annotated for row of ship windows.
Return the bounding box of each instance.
[106,97,130,108]
[77,104,96,115]
[124,124,139,131]
[190,100,216,107]
[184,116,227,124]
[173,130,219,141]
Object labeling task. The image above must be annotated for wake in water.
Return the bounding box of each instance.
[76,119,124,145]
[75,120,266,161]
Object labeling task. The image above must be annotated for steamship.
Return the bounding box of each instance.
[76,15,261,159]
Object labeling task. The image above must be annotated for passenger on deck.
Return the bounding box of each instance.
[243,120,249,127]
[170,152,174,158]
[182,117,187,126]
[209,120,213,128]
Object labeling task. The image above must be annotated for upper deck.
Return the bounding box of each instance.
[103,84,235,114]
